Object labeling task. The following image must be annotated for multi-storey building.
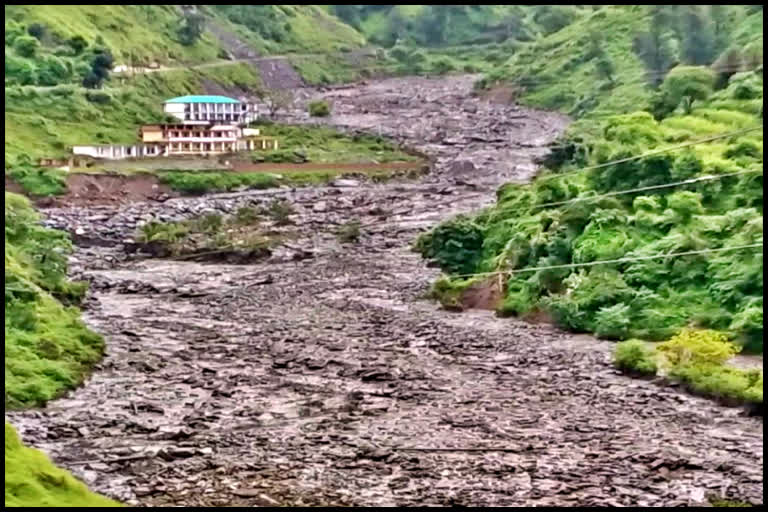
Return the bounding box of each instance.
[162,95,258,125]
[71,95,277,161]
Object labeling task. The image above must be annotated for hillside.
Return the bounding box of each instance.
[478,5,763,117]
[418,67,763,351]
[5,192,121,506]
[331,5,593,48]
[4,5,365,88]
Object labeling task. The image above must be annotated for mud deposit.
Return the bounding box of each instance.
[7,76,763,507]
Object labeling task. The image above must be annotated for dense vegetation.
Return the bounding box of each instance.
[418,66,763,352]
[4,5,366,88]
[477,5,763,117]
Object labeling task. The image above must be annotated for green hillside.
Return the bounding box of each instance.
[478,5,763,117]
[418,67,763,351]
[4,5,365,89]
[5,192,121,506]
[331,5,593,48]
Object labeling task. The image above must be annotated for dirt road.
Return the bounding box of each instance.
[7,76,763,507]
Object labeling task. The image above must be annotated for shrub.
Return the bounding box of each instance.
[659,66,716,111]
[431,57,455,75]
[13,35,39,58]
[614,340,658,375]
[594,303,632,339]
[655,328,740,369]
[27,23,46,40]
[414,216,485,275]
[234,206,260,225]
[7,166,67,197]
[336,219,362,243]
[67,35,88,55]
[265,199,295,226]
[308,100,331,117]
[669,363,763,404]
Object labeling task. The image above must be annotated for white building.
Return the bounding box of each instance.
[162,95,258,125]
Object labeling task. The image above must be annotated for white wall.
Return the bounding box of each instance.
[163,103,186,122]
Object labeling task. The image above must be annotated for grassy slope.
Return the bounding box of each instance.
[5,5,223,66]
[5,192,119,506]
[418,70,763,350]
[6,424,121,507]
[482,6,650,116]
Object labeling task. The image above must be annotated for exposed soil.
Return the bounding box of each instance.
[6,75,763,507]
[39,174,177,208]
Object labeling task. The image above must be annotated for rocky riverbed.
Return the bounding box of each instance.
[7,76,763,507]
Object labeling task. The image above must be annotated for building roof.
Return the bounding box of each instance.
[164,95,241,104]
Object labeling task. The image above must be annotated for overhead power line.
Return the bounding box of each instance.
[536,126,763,182]
[446,243,764,280]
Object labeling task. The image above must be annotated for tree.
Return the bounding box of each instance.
[679,6,716,65]
[68,35,88,55]
[262,88,293,118]
[27,23,46,40]
[632,6,676,88]
[179,11,205,46]
[83,48,114,89]
[712,48,744,89]
[654,65,715,116]
[587,34,614,84]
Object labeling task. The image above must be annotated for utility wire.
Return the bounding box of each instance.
[486,168,762,222]
[535,126,762,182]
[446,243,764,280]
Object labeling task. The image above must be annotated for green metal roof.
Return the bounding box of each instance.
[164,95,240,104]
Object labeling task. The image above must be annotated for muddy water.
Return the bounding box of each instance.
[7,76,763,507]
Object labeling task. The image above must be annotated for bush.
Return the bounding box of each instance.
[414,216,485,275]
[308,100,331,117]
[7,166,67,197]
[336,219,362,243]
[13,35,39,58]
[27,23,46,40]
[431,57,455,75]
[656,328,741,369]
[265,199,295,226]
[67,35,88,55]
[614,340,658,375]
[669,363,763,404]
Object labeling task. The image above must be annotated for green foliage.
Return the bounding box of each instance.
[157,171,278,195]
[419,65,763,347]
[415,216,485,275]
[656,328,740,368]
[659,66,716,110]
[6,165,67,197]
[308,100,331,117]
[668,363,762,404]
[178,12,205,46]
[679,6,717,66]
[265,199,295,226]
[5,192,104,409]
[5,423,122,507]
[614,339,658,374]
[13,34,38,58]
